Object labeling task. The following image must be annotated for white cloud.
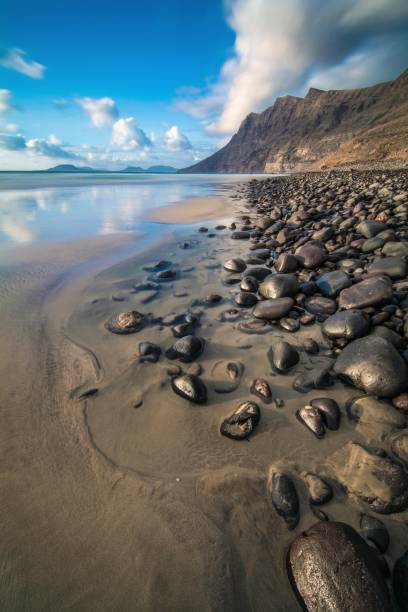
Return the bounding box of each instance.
[26,136,83,160]
[77,96,119,127]
[0,89,13,115]
[163,125,193,151]
[176,0,408,136]
[0,48,45,79]
[111,117,152,150]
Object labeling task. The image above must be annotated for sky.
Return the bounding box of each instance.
[1,0,408,170]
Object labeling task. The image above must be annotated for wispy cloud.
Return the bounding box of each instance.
[111,117,152,150]
[0,48,45,79]
[0,128,83,160]
[0,89,14,115]
[176,0,408,136]
[77,96,119,127]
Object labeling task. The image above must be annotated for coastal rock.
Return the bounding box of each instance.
[223,258,246,273]
[360,514,389,553]
[292,366,333,393]
[165,335,205,363]
[250,378,272,403]
[390,432,408,463]
[305,296,337,316]
[295,244,326,269]
[235,291,258,307]
[316,270,351,297]
[332,442,408,514]
[334,336,408,397]
[275,253,299,273]
[382,241,408,257]
[368,256,408,279]
[338,276,393,310]
[231,230,250,240]
[155,268,177,280]
[347,396,406,431]
[269,471,299,530]
[171,374,207,404]
[322,309,370,341]
[138,342,161,363]
[310,397,340,430]
[393,551,408,612]
[356,220,388,238]
[240,276,259,292]
[258,273,298,299]
[105,310,145,334]
[220,401,260,440]
[288,521,392,612]
[252,297,294,320]
[242,266,271,280]
[303,473,333,505]
[268,341,299,373]
[296,405,325,438]
[303,338,319,354]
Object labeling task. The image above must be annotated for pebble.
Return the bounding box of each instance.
[269,471,299,530]
[220,401,260,440]
[139,342,161,363]
[105,310,145,334]
[303,473,333,505]
[165,335,205,363]
[250,378,272,403]
[252,297,295,320]
[296,405,325,438]
[268,340,299,373]
[171,374,207,404]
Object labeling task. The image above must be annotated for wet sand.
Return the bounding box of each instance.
[1,184,407,611]
[146,195,231,224]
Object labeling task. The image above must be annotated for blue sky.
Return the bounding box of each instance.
[1,0,408,170]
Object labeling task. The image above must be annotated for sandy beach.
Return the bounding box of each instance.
[1,173,408,611]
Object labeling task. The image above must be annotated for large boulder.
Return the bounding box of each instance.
[338,276,393,310]
[288,521,392,612]
[332,442,408,514]
[258,274,298,299]
[322,309,370,341]
[334,336,408,397]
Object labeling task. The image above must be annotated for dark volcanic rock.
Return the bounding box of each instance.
[338,276,393,310]
[288,521,392,612]
[295,244,326,269]
[252,297,294,320]
[310,397,341,430]
[360,514,389,553]
[316,270,351,297]
[393,551,408,612]
[258,273,298,299]
[269,471,299,530]
[105,310,145,334]
[333,442,408,514]
[220,401,260,440]
[171,374,207,404]
[166,335,205,363]
[334,336,408,397]
[322,309,370,341]
[240,276,259,292]
[305,295,337,316]
[268,341,299,373]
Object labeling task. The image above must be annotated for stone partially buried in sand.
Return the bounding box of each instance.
[332,442,408,514]
[288,521,392,612]
[165,335,205,363]
[269,471,299,530]
[220,401,260,440]
[171,374,207,404]
[334,336,408,397]
[105,310,145,334]
[252,297,294,320]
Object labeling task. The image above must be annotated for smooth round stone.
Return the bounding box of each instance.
[303,473,333,505]
[155,268,177,280]
[296,405,325,438]
[295,244,327,269]
[393,551,408,612]
[300,313,316,325]
[220,401,260,440]
[231,230,250,240]
[165,335,205,363]
[305,296,337,316]
[275,253,299,273]
[346,395,405,430]
[105,310,145,334]
[288,522,392,612]
[252,297,294,320]
[242,266,271,280]
[322,309,370,340]
[269,471,299,530]
[303,338,319,353]
[360,514,389,553]
[316,270,351,297]
[338,276,393,310]
[258,273,298,299]
[310,397,341,430]
[356,220,388,238]
[382,241,408,257]
[171,374,207,404]
[240,276,259,292]
[334,336,408,397]
[361,236,385,253]
[250,378,272,403]
[268,340,299,372]
[370,325,405,350]
[223,258,246,273]
[235,291,258,307]
[333,441,408,513]
[250,248,271,260]
[368,256,408,279]
[139,342,161,363]
[391,432,408,463]
[280,317,300,332]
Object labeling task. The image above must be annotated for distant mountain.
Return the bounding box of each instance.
[46,164,100,173]
[180,67,408,173]
[45,164,179,174]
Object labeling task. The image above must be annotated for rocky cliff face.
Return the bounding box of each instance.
[181,68,408,173]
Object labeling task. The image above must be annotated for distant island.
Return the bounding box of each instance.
[45,164,178,174]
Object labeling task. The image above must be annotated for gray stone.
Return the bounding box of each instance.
[356,220,388,238]
[258,273,298,299]
[368,256,408,279]
[382,241,408,257]
[338,276,393,310]
[305,296,337,316]
[316,270,351,297]
[252,297,294,320]
[322,309,370,341]
[295,244,327,269]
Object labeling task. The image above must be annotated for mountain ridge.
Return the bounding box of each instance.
[180,68,408,173]
[45,164,178,173]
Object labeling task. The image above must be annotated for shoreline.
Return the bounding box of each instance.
[145,195,232,224]
[1,170,408,610]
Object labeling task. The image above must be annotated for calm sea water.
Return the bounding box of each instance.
[0,172,263,249]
